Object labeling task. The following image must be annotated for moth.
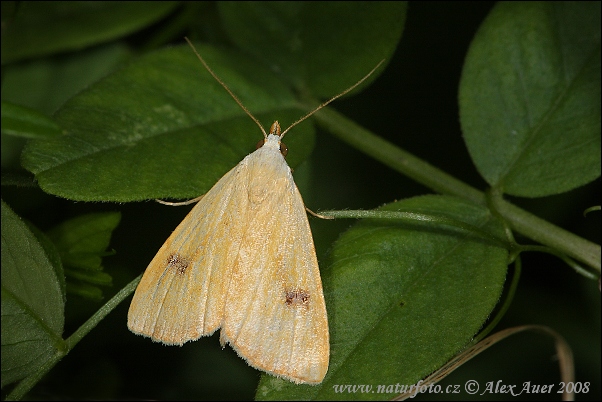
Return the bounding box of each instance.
[128,38,383,384]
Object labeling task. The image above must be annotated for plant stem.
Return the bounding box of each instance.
[314,107,601,273]
[65,274,142,349]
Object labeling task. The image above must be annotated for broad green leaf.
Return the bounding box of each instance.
[459,2,601,197]
[21,3,404,203]
[1,102,62,139]
[219,2,405,97]
[257,195,508,400]
[24,221,67,304]
[21,44,312,202]
[1,201,65,388]
[1,1,178,64]
[1,43,132,115]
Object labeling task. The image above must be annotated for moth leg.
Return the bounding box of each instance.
[305,207,335,220]
[155,195,205,206]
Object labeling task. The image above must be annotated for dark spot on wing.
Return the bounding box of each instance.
[166,253,189,275]
[285,289,310,308]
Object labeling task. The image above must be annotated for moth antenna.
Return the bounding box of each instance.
[185,37,268,139]
[280,59,386,138]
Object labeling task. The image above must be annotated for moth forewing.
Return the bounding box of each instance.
[127,159,250,344]
[219,138,329,383]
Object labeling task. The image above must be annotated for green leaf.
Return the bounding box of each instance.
[24,221,67,304]
[46,212,121,271]
[1,43,132,115]
[1,102,62,139]
[45,212,120,300]
[20,3,404,203]
[219,2,406,97]
[257,195,508,400]
[1,200,65,388]
[21,44,312,201]
[1,1,179,64]
[65,277,108,301]
[459,2,601,197]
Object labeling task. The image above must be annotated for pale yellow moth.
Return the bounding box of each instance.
[127,38,383,384]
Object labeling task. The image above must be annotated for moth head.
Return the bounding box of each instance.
[256,121,288,157]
